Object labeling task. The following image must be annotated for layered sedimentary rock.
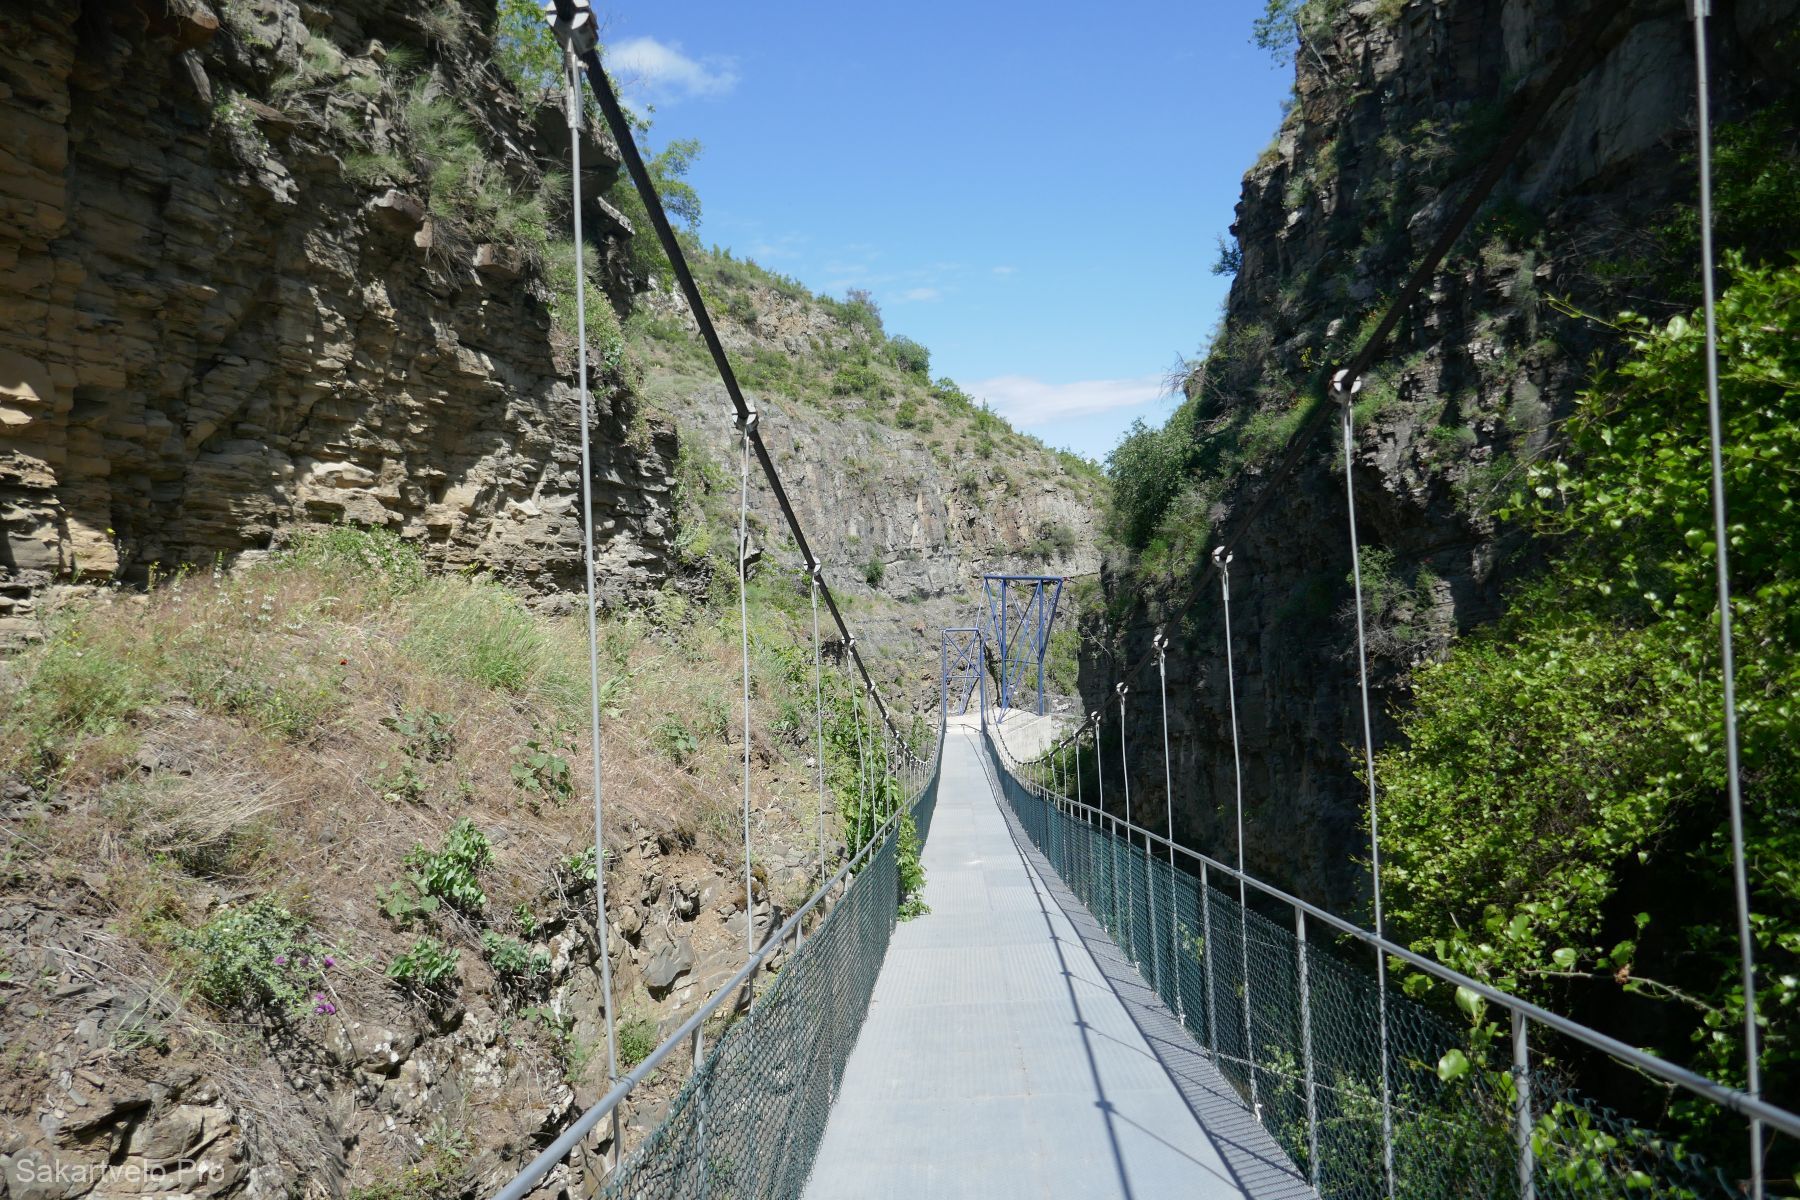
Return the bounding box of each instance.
[0,0,674,643]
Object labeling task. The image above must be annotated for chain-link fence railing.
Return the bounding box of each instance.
[983,727,1770,1200]
[490,730,941,1200]
[598,742,942,1199]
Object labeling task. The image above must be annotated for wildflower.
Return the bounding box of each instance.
[273,954,289,966]
[323,955,336,968]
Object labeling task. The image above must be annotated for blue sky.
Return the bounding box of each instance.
[603,2,1294,461]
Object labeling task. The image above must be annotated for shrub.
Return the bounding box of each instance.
[480,931,549,983]
[388,936,459,991]
[383,708,455,761]
[862,557,886,588]
[1380,260,1800,1159]
[1211,235,1242,276]
[175,897,338,1018]
[1105,416,1195,549]
[830,359,887,401]
[651,716,698,766]
[509,734,574,806]
[887,335,930,378]
[405,817,492,912]
[617,1014,659,1068]
[897,814,929,920]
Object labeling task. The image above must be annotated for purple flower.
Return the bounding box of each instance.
[322,955,336,968]
[273,954,289,966]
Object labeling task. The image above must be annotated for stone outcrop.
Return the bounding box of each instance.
[1088,0,1798,910]
[0,0,675,644]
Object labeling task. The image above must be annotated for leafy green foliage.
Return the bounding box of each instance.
[1377,260,1800,1160]
[651,715,699,767]
[617,1014,659,1068]
[1251,0,1345,59]
[383,708,455,761]
[1105,414,1195,549]
[887,335,930,379]
[610,140,704,283]
[862,557,886,589]
[510,731,574,806]
[388,936,459,991]
[174,897,337,1018]
[404,817,492,913]
[480,930,549,983]
[897,813,929,920]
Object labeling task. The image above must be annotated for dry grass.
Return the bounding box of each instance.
[0,528,913,1183]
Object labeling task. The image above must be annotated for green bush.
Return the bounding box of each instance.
[510,734,573,805]
[405,817,492,913]
[280,524,426,595]
[388,936,459,991]
[480,931,549,983]
[1105,414,1195,549]
[383,708,455,761]
[651,716,698,766]
[617,1014,659,1068]
[1378,259,1800,1160]
[897,813,929,920]
[888,335,930,378]
[862,557,886,588]
[175,897,338,1018]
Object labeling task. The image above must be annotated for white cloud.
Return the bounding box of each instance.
[897,287,941,302]
[609,37,738,103]
[991,265,1018,276]
[969,374,1165,426]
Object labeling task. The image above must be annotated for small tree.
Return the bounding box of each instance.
[888,335,930,379]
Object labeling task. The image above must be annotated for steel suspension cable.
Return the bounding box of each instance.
[1154,632,1183,1021]
[1116,686,1138,967]
[560,41,622,1145]
[1334,373,1395,1197]
[1689,7,1763,1193]
[1216,548,1258,1121]
[812,567,827,884]
[566,33,922,754]
[737,419,756,958]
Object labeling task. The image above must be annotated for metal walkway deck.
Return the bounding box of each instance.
[804,729,1314,1199]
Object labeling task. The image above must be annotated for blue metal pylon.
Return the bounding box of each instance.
[980,574,1064,722]
[941,627,983,721]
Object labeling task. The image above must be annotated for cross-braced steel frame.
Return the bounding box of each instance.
[980,574,1063,722]
[941,627,984,721]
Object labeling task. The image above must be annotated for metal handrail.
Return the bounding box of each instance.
[984,726,1800,1143]
[489,727,944,1200]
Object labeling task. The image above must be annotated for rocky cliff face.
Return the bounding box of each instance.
[1088,0,1797,911]
[633,265,1104,686]
[0,0,675,646]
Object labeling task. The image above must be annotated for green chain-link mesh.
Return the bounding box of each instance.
[984,729,1738,1200]
[598,747,941,1200]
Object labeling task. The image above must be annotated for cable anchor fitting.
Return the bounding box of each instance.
[735,406,759,433]
[539,0,597,54]
[1330,368,1363,401]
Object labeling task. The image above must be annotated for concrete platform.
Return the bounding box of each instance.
[803,728,1314,1199]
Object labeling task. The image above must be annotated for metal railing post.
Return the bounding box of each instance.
[1298,908,1320,1193]
[1514,1008,1535,1200]
[1201,862,1217,1057]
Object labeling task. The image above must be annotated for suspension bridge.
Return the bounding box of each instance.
[487,1,1793,1196]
